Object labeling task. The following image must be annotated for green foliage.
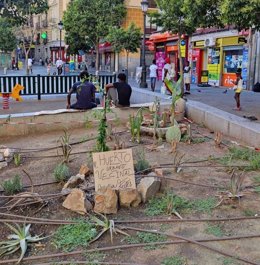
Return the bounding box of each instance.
[84,252,107,265]
[107,22,141,68]
[166,125,182,143]
[134,149,150,172]
[0,0,48,26]
[193,197,217,213]
[14,153,21,166]
[162,256,187,265]
[0,18,17,53]
[221,0,260,31]
[220,257,237,265]
[126,232,167,250]
[191,137,208,144]
[129,108,143,144]
[253,176,260,184]
[63,0,126,55]
[145,192,191,216]
[243,209,256,216]
[255,186,260,194]
[205,224,224,237]
[53,163,70,183]
[0,223,45,264]
[1,175,23,195]
[53,221,97,252]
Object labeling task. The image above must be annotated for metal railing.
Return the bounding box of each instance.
[0,74,117,100]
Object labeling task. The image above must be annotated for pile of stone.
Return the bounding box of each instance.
[62,166,162,215]
[0,146,14,169]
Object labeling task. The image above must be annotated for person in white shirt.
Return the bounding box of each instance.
[56,58,63,75]
[149,59,158,92]
[161,57,175,94]
[28,58,33,74]
[184,61,191,94]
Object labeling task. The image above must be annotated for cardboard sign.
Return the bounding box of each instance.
[93,149,136,191]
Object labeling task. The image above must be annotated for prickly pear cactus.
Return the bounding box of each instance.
[166,125,181,143]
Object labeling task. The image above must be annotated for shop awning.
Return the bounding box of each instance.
[99,42,112,52]
[149,31,178,43]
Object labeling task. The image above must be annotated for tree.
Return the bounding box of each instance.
[107,23,142,69]
[221,0,260,31]
[0,18,17,67]
[150,0,222,93]
[63,0,126,69]
[0,0,48,25]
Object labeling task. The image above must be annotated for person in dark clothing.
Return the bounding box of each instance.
[67,70,97,110]
[105,73,132,107]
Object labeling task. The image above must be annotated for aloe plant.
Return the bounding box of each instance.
[0,223,46,264]
[90,214,129,244]
[129,108,143,143]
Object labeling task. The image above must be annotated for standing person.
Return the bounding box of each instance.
[67,70,97,110]
[161,57,174,94]
[149,59,158,92]
[105,73,132,107]
[184,61,191,94]
[231,68,243,111]
[56,58,63,75]
[28,57,33,74]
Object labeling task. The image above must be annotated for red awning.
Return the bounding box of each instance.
[149,31,178,43]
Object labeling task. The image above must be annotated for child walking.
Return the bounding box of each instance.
[231,68,243,111]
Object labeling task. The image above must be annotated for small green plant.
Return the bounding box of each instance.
[205,224,224,237]
[220,257,237,265]
[14,153,21,166]
[1,175,23,195]
[95,99,110,152]
[193,197,217,214]
[90,214,129,244]
[84,252,107,265]
[0,223,45,264]
[192,137,208,144]
[129,108,143,143]
[166,125,182,153]
[134,149,150,172]
[243,209,256,216]
[126,232,167,250]
[162,256,187,265]
[58,130,72,164]
[53,163,70,182]
[253,176,260,184]
[255,186,260,194]
[53,220,97,251]
[145,192,191,217]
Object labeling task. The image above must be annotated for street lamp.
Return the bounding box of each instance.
[140,0,149,88]
[58,20,63,59]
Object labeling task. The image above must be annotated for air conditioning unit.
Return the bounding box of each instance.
[205,37,216,47]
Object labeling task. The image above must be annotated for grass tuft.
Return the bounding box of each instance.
[192,197,217,214]
[52,220,97,251]
[162,256,187,265]
[53,163,70,182]
[205,224,224,237]
[1,175,23,195]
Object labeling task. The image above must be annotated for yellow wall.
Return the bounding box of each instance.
[122,8,144,30]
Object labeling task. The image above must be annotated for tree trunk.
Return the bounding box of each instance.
[178,31,184,95]
[96,40,99,71]
[126,50,129,70]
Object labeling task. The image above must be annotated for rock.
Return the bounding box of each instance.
[94,188,118,214]
[0,161,8,169]
[85,198,93,211]
[61,188,71,196]
[62,188,87,215]
[0,153,4,162]
[79,164,91,176]
[119,189,142,208]
[63,174,85,189]
[154,168,164,177]
[137,177,161,203]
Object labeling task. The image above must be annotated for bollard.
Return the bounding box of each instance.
[2,93,10,109]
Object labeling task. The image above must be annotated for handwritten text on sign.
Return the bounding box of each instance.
[93,149,136,191]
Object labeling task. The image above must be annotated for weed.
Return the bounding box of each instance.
[0,223,45,264]
[129,108,143,143]
[229,146,254,160]
[13,153,21,166]
[52,220,97,251]
[58,130,72,164]
[1,175,23,195]
[243,209,256,216]
[126,232,167,250]
[160,223,171,232]
[220,257,237,265]
[145,192,191,217]
[253,176,260,184]
[192,137,208,144]
[53,163,70,182]
[193,197,217,214]
[84,252,106,265]
[229,170,245,198]
[205,224,224,237]
[162,256,187,265]
[255,186,260,194]
[134,149,150,173]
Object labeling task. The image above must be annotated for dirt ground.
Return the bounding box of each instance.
[0,123,260,265]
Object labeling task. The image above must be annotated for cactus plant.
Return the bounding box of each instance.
[166,125,181,153]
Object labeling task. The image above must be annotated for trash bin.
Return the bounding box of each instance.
[201,70,209,84]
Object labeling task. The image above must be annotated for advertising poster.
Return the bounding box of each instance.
[156,51,165,80]
[207,48,221,86]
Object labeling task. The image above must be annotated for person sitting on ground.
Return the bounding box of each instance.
[67,70,97,110]
[105,73,132,107]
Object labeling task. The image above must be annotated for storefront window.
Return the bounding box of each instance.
[224,50,243,73]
